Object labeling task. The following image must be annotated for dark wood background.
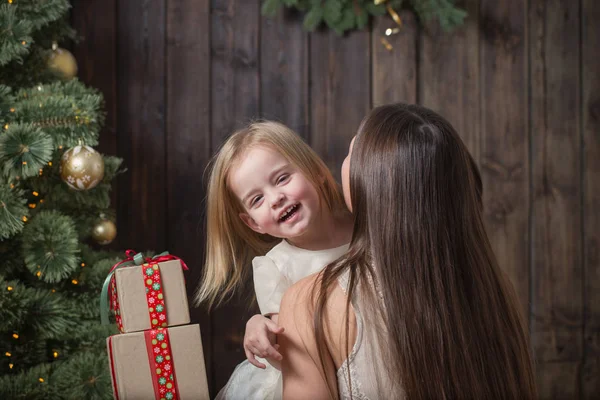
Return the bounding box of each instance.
[71,0,599,398]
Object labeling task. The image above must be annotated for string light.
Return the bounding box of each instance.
[38,378,44,383]
[53,351,58,358]
[39,199,44,203]
[12,333,18,339]
[32,191,39,196]
[9,108,15,113]
[5,352,11,357]
[9,364,13,369]
[28,203,36,209]
[22,161,27,166]
[7,286,13,291]
[71,279,78,285]
[48,161,52,166]
[8,0,14,5]
[9,183,14,189]
[36,271,41,277]
[81,263,85,267]
[3,124,8,129]
[22,216,27,222]
[51,289,56,293]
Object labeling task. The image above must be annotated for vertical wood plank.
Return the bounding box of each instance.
[372,10,418,105]
[310,29,371,180]
[71,0,119,245]
[260,9,309,139]
[583,0,600,397]
[210,0,260,394]
[166,0,212,394]
[479,0,529,315]
[117,0,167,251]
[419,0,480,160]
[530,1,583,397]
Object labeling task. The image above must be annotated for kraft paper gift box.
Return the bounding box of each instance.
[107,324,209,400]
[109,258,190,333]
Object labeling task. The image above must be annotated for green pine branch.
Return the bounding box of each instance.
[0,3,122,397]
[262,0,466,35]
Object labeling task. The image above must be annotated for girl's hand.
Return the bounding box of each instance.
[243,313,284,369]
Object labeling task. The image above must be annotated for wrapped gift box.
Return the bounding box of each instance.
[111,259,190,333]
[107,324,209,400]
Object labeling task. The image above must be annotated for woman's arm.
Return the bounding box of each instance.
[278,275,338,400]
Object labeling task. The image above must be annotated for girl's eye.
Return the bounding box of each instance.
[276,174,289,184]
[250,195,263,207]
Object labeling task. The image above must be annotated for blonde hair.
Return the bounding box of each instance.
[194,121,346,309]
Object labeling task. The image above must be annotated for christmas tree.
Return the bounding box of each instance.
[0,1,121,398]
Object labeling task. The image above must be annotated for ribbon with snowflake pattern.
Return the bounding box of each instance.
[145,328,180,400]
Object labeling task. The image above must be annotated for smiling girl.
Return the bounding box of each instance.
[194,121,352,399]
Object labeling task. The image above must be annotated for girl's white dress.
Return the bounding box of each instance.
[216,240,349,400]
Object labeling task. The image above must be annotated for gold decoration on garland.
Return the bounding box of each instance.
[91,217,117,245]
[47,42,78,80]
[375,0,403,51]
[60,145,105,191]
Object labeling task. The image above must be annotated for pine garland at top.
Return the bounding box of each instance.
[262,0,467,35]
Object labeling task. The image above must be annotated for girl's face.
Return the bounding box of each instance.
[341,136,355,212]
[229,145,322,243]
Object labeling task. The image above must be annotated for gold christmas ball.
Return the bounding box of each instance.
[47,47,78,80]
[60,145,105,190]
[92,219,117,245]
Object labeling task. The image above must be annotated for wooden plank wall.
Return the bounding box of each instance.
[71,0,599,397]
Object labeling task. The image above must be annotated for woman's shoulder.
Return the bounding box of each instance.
[280,271,357,369]
[281,271,348,310]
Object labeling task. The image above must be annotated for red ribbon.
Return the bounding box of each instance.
[107,250,189,309]
[108,336,120,400]
[144,328,179,400]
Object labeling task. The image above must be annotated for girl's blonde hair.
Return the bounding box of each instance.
[194,121,346,309]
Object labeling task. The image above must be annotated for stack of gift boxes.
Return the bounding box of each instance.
[102,253,209,400]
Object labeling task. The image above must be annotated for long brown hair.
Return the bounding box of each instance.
[313,103,537,399]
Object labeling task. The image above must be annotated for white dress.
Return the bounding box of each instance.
[216,240,349,400]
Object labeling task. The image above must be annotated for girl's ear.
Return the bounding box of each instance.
[239,213,263,233]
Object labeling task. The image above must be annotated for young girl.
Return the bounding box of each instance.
[279,103,537,399]
[194,121,353,399]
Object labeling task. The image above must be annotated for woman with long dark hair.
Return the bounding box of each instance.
[278,103,537,399]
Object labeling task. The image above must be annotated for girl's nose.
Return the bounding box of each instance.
[270,192,285,209]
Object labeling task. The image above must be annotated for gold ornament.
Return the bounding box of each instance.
[92,218,117,245]
[47,43,78,80]
[60,145,105,191]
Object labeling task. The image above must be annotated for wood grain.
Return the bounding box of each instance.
[260,8,309,140]
[530,0,583,396]
[210,0,261,394]
[116,0,167,251]
[479,0,529,318]
[583,0,600,397]
[310,28,371,180]
[165,0,213,394]
[419,0,480,160]
[372,10,418,106]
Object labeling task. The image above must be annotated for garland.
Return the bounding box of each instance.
[261,0,467,35]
